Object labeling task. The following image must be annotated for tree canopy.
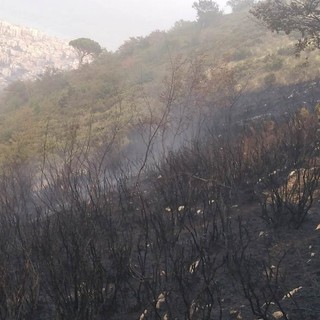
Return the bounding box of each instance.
[192,0,222,26]
[69,38,102,66]
[251,0,320,53]
[227,0,254,12]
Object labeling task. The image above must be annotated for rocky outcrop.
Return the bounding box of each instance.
[0,20,77,88]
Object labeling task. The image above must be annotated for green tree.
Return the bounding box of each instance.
[227,0,254,12]
[69,38,102,66]
[192,0,222,27]
[250,0,320,53]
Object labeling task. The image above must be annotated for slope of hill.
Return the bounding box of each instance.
[0,8,319,161]
[0,20,76,88]
[0,6,318,320]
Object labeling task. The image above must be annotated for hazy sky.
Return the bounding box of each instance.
[0,0,228,50]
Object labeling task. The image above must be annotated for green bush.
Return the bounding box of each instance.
[264,56,283,71]
[230,48,252,61]
[277,45,295,56]
[263,73,276,87]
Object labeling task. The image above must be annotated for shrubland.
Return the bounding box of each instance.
[0,7,320,162]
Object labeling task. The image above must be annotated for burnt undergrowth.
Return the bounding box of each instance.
[0,104,318,319]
